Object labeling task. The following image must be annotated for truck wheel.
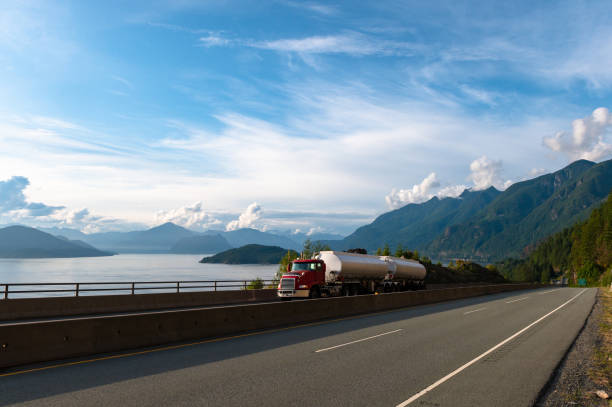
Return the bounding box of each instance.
[309,286,321,299]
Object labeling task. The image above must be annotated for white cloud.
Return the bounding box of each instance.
[468,156,509,190]
[385,156,514,209]
[226,202,263,231]
[437,184,468,199]
[385,173,440,208]
[0,175,64,217]
[197,32,417,57]
[155,201,222,231]
[543,107,612,162]
[199,35,232,47]
[283,1,337,15]
[0,176,29,212]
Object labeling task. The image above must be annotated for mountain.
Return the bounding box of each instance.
[0,226,112,258]
[497,189,612,284]
[199,244,299,264]
[321,158,612,263]
[205,228,301,251]
[329,187,501,253]
[170,234,232,254]
[428,159,612,261]
[83,222,197,253]
[77,224,299,254]
[278,231,345,246]
[39,227,88,241]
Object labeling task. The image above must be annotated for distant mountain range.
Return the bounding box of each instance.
[8,158,612,261]
[199,244,298,264]
[324,159,612,262]
[35,223,336,255]
[0,226,112,258]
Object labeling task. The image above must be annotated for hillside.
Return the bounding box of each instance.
[200,244,298,264]
[170,234,232,254]
[425,261,507,284]
[0,226,112,258]
[498,189,612,284]
[429,159,612,261]
[205,228,300,251]
[332,187,500,253]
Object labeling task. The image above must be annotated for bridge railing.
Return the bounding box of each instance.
[1,279,279,299]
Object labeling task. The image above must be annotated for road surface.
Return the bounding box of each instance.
[0,287,596,406]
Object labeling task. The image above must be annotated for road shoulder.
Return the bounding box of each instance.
[536,288,611,407]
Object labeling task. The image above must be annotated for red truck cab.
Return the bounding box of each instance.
[277,259,326,299]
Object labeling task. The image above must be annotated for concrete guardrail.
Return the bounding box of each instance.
[0,283,543,369]
[0,289,278,321]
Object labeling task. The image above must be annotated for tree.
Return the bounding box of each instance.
[302,239,331,259]
[275,250,298,283]
[376,247,382,256]
[394,244,404,258]
[382,243,390,256]
[247,277,264,290]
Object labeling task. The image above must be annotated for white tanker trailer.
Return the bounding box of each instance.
[277,251,426,299]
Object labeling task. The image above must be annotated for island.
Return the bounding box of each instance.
[199,244,298,264]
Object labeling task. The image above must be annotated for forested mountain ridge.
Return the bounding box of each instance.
[330,187,501,253]
[428,159,612,260]
[498,189,612,284]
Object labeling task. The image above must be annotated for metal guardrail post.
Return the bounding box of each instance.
[75,283,80,297]
[214,281,217,291]
[176,282,180,293]
[131,282,135,295]
[244,281,247,290]
[4,284,7,299]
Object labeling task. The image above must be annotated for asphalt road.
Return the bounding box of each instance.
[0,287,596,407]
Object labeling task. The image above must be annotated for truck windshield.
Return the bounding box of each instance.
[292,262,317,271]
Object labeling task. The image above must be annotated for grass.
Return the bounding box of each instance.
[591,288,612,405]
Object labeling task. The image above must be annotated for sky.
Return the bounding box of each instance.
[1,0,612,236]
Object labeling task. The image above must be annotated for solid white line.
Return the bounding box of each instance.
[395,289,588,407]
[505,297,528,304]
[315,329,402,353]
[464,308,486,315]
[538,289,561,295]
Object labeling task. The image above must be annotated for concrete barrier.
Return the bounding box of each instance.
[0,283,542,369]
[0,289,278,321]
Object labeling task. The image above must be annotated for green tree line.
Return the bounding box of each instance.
[497,189,612,285]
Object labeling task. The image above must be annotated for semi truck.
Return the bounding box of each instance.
[277,250,426,299]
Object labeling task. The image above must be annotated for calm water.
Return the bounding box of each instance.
[0,254,278,298]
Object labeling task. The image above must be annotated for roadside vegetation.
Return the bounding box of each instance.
[592,289,612,405]
[497,190,612,285]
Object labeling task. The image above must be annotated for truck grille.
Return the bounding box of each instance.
[280,278,295,290]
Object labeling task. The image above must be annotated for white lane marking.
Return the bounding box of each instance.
[315,329,402,353]
[506,297,528,304]
[538,289,561,295]
[395,289,588,407]
[464,308,486,315]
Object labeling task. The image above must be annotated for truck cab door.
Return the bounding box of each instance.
[317,262,325,284]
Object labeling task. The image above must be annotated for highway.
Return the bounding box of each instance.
[0,287,596,407]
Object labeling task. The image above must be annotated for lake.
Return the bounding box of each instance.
[0,254,278,298]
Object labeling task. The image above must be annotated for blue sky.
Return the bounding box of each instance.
[1,0,612,235]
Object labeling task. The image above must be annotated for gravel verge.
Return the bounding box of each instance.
[535,289,610,407]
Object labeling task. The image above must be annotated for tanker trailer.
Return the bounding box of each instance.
[277,251,426,299]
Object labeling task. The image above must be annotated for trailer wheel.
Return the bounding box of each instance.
[309,286,321,299]
[281,297,292,301]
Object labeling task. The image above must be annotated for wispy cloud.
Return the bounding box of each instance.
[198,32,418,57]
[282,1,338,16]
